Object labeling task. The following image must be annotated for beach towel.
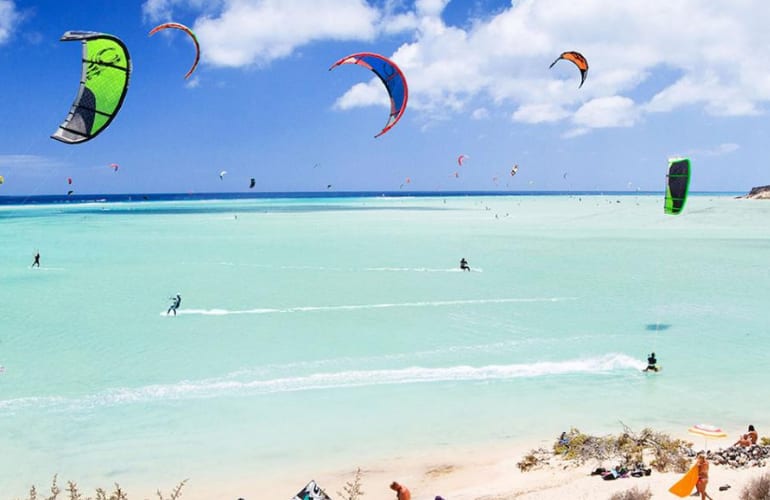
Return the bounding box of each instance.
[668,465,698,498]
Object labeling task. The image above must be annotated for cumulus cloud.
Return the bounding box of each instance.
[687,142,740,157]
[192,0,378,67]
[143,0,770,132]
[0,0,20,44]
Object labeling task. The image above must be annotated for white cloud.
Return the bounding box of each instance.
[143,0,770,132]
[192,0,378,67]
[333,81,389,110]
[687,142,740,157]
[0,154,67,170]
[572,96,639,128]
[0,1,20,44]
[471,107,488,120]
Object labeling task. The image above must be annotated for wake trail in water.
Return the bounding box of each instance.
[0,354,646,412]
[163,296,577,316]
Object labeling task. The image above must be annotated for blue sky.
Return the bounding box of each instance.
[0,0,768,195]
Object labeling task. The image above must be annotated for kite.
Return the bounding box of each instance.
[329,52,408,138]
[148,22,200,80]
[400,177,411,189]
[67,177,73,185]
[51,31,131,144]
[291,480,332,500]
[249,178,256,189]
[219,170,227,180]
[458,154,469,166]
[0,175,4,185]
[549,51,588,88]
[511,164,518,176]
[664,157,691,215]
[67,190,74,196]
[109,163,119,172]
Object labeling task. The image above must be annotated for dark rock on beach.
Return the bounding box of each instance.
[695,445,770,468]
[738,185,770,199]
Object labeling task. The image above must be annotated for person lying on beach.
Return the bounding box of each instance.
[734,425,758,447]
[390,481,411,500]
[642,352,658,372]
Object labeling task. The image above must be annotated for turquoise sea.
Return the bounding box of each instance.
[1,194,769,497]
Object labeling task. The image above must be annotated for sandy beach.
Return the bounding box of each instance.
[153,437,767,500]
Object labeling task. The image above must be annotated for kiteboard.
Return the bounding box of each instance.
[642,366,663,373]
[668,465,698,497]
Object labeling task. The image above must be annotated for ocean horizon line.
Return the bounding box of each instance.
[0,189,742,205]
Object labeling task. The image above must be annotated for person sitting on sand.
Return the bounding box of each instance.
[460,258,470,272]
[642,352,658,372]
[390,481,411,500]
[734,424,758,447]
[695,453,709,500]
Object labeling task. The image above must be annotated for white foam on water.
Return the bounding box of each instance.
[0,353,645,412]
[162,296,576,316]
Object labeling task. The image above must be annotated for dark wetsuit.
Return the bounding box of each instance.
[32,253,40,268]
[167,294,181,316]
[644,354,658,372]
[460,259,470,271]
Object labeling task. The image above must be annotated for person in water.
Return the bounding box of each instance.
[460,258,470,271]
[390,482,411,500]
[734,424,758,447]
[643,352,658,372]
[695,452,709,500]
[31,251,40,268]
[167,294,181,316]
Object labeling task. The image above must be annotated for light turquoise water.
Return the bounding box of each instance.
[1,195,769,496]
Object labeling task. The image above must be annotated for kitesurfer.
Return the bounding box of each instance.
[390,481,411,500]
[31,251,40,268]
[167,294,181,316]
[460,258,470,272]
[643,352,658,372]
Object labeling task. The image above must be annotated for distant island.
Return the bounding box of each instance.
[740,185,770,199]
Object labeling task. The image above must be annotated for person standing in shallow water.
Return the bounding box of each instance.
[31,251,40,268]
[460,258,470,271]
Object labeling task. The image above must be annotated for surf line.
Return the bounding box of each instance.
[173,297,579,316]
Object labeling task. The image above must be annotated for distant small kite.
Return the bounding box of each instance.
[0,175,4,185]
[249,178,256,189]
[511,164,519,177]
[549,51,588,88]
[110,163,119,172]
[219,170,227,180]
[67,190,74,196]
[458,154,469,166]
[67,177,73,185]
[149,22,200,79]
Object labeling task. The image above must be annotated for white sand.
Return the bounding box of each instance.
[177,440,769,500]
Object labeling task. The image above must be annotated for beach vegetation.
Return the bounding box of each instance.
[338,468,365,500]
[740,472,770,499]
[18,475,187,500]
[608,486,652,500]
[516,448,551,472]
[526,425,692,473]
[760,436,770,447]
